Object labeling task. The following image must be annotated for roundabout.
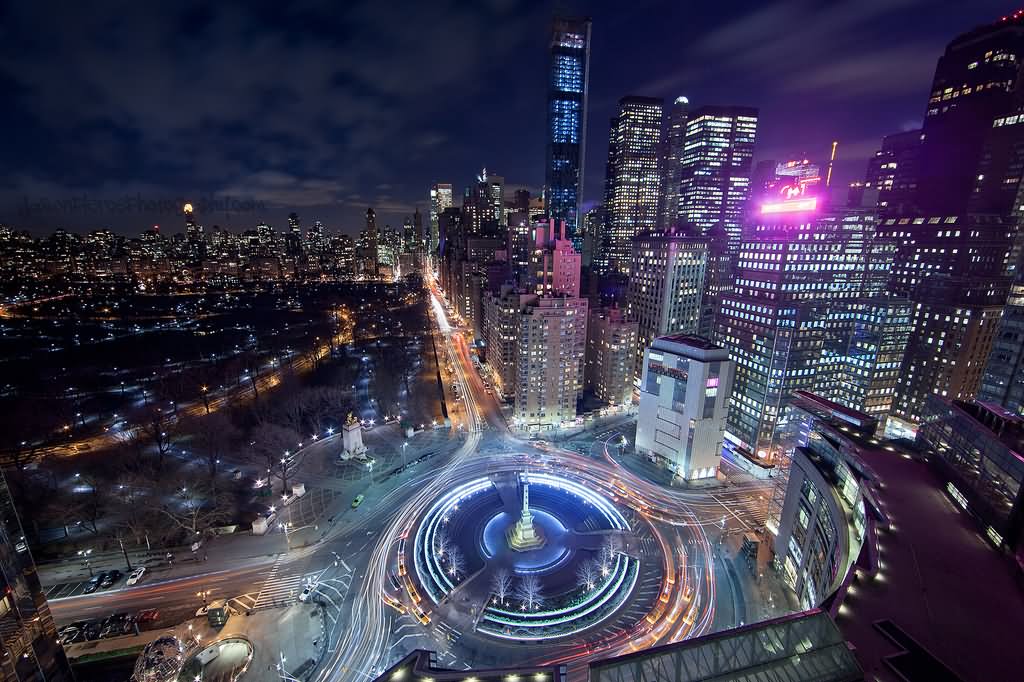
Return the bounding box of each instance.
[409,471,646,642]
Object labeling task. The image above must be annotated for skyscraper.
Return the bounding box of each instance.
[893,275,1008,425]
[678,106,759,249]
[626,229,707,377]
[0,471,73,680]
[365,208,379,277]
[718,197,888,460]
[463,170,504,237]
[429,183,453,265]
[658,96,688,230]
[545,16,592,245]
[916,13,1024,213]
[601,96,664,274]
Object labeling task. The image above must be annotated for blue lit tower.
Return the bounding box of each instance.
[545,16,592,248]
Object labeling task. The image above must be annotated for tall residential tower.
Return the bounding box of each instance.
[544,16,592,245]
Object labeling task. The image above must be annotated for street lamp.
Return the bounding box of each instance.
[78,548,94,577]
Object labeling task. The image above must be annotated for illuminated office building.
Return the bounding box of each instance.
[601,96,664,274]
[463,170,504,237]
[814,296,913,420]
[679,105,758,250]
[625,230,707,377]
[430,183,453,265]
[545,16,592,244]
[893,275,1007,426]
[658,96,688,229]
[917,12,1024,213]
[718,191,889,460]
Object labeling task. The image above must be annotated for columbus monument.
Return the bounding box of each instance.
[507,482,546,551]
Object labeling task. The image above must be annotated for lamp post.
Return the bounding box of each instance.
[78,548,93,577]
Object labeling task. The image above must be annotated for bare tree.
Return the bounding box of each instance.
[445,546,466,581]
[432,529,451,560]
[250,423,301,488]
[186,412,235,491]
[577,559,600,592]
[67,474,106,535]
[120,405,179,470]
[516,575,543,611]
[599,535,620,575]
[156,478,233,540]
[492,568,512,606]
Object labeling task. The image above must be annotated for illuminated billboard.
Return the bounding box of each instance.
[761,181,818,214]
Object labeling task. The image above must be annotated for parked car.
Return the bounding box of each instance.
[83,575,102,594]
[100,570,123,588]
[351,494,365,509]
[126,567,146,586]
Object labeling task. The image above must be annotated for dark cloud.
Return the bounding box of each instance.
[0,0,1014,234]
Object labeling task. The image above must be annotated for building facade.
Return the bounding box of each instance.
[658,96,688,230]
[979,281,1024,414]
[635,335,734,481]
[430,183,453,265]
[585,307,638,406]
[718,204,888,459]
[625,230,707,377]
[545,16,592,243]
[600,96,664,274]
[513,296,588,428]
[893,275,1007,426]
[678,105,758,250]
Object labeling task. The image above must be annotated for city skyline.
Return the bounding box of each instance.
[4,4,1024,681]
[0,0,1012,235]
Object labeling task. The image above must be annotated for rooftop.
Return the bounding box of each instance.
[834,445,1024,681]
[589,609,862,682]
[373,650,565,682]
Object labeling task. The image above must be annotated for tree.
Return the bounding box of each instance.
[156,477,233,541]
[516,575,543,612]
[185,412,235,491]
[250,423,301,488]
[599,535,620,576]
[577,559,600,592]
[492,568,512,606]
[113,473,160,548]
[120,404,179,471]
[432,529,451,561]
[67,474,106,535]
[445,546,466,581]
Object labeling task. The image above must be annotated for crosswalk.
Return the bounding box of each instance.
[252,558,306,610]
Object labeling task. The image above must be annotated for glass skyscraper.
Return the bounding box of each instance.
[679,105,758,251]
[544,16,592,247]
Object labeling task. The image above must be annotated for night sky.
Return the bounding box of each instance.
[0,0,1013,236]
